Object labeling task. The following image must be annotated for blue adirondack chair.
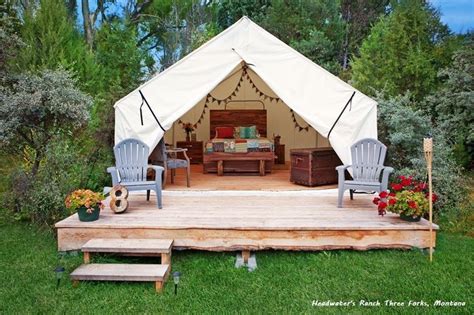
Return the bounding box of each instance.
[336,138,394,208]
[107,139,164,209]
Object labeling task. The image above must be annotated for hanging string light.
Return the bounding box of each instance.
[177,66,310,131]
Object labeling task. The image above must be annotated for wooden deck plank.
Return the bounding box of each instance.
[82,239,173,254]
[70,264,169,281]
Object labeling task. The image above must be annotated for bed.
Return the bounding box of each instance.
[203,109,275,175]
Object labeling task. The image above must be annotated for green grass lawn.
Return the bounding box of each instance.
[0,219,472,314]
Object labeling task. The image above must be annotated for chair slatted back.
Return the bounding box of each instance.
[350,138,387,182]
[113,139,149,183]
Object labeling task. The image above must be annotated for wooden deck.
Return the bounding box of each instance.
[56,190,438,252]
[164,164,335,190]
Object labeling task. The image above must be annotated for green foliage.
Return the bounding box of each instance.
[15,0,101,94]
[261,0,345,75]
[5,137,110,226]
[376,94,466,220]
[91,20,147,146]
[425,35,474,168]
[352,0,457,100]
[0,68,92,175]
[0,4,23,82]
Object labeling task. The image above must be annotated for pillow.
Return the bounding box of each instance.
[233,127,241,139]
[247,125,257,138]
[215,126,234,138]
[240,125,257,139]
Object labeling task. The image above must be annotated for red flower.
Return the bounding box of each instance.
[414,182,427,192]
[378,201,387,210]
[378,208,386,216]
[391,183,403,191]
[388,198,397,205]
[426,193,438,203]
[408,200,418,209]
[379,191,388,199]
[401,177,412,187]
[388,192,396,197]
[373,197,380,205]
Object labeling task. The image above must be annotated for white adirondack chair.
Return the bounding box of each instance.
[336,138,394,208]
[107,139,164,209]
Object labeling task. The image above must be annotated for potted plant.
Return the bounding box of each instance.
[182,123,194,141]
[65,189,105,222]
[373,175,437,222]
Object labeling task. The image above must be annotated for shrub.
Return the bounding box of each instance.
[6,138,110,227]
[376,94,466,223]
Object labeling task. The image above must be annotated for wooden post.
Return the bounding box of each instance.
[162,253,171,268]
[259,160,265,176]
[83,252,90,264]
[242,250,250,264]
[155,281,163,293]
[423,137,434,262]
[217,160,224,176]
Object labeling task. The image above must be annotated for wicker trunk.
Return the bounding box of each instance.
[290,148,341,186]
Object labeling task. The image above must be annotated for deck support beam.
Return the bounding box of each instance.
[242,250,250,263]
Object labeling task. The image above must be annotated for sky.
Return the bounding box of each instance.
[429,0,474,33]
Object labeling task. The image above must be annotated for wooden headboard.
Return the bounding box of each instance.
[210,110,267,138]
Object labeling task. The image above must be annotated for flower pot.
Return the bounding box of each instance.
[399,213,421,222]
[77,206,100,222]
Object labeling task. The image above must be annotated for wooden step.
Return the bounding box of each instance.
[81,238,173,265]
[70,263,169,293]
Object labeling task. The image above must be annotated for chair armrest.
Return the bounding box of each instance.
[166,148,188,153]
[107,167,119,185]
[336,165,351,183]
[336,165,351,171]
[381,166,394,191]
[148,165,165,182]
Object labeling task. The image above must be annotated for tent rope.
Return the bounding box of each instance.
[327,91,356,139]
[139,90,166,132]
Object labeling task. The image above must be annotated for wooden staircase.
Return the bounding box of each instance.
[70,239,173,293]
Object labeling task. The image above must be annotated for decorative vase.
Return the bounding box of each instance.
[399,213,421,222]
[77,205,100,222]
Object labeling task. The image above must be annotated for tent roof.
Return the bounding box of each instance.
[114,16,377,166]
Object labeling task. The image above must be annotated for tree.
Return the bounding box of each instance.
[0,69,93,176]
[92,19,148,145]
[0,4,23,83]
[15,0,102,94]
[340,0,388,70]
[261,0,346,75]
[351,0,456,100]
[425,34,474,168]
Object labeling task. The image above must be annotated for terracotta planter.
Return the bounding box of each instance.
[399,213,421,222]
[77,205,100,222]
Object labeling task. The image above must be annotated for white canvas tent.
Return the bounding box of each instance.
[114,16,377,166]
